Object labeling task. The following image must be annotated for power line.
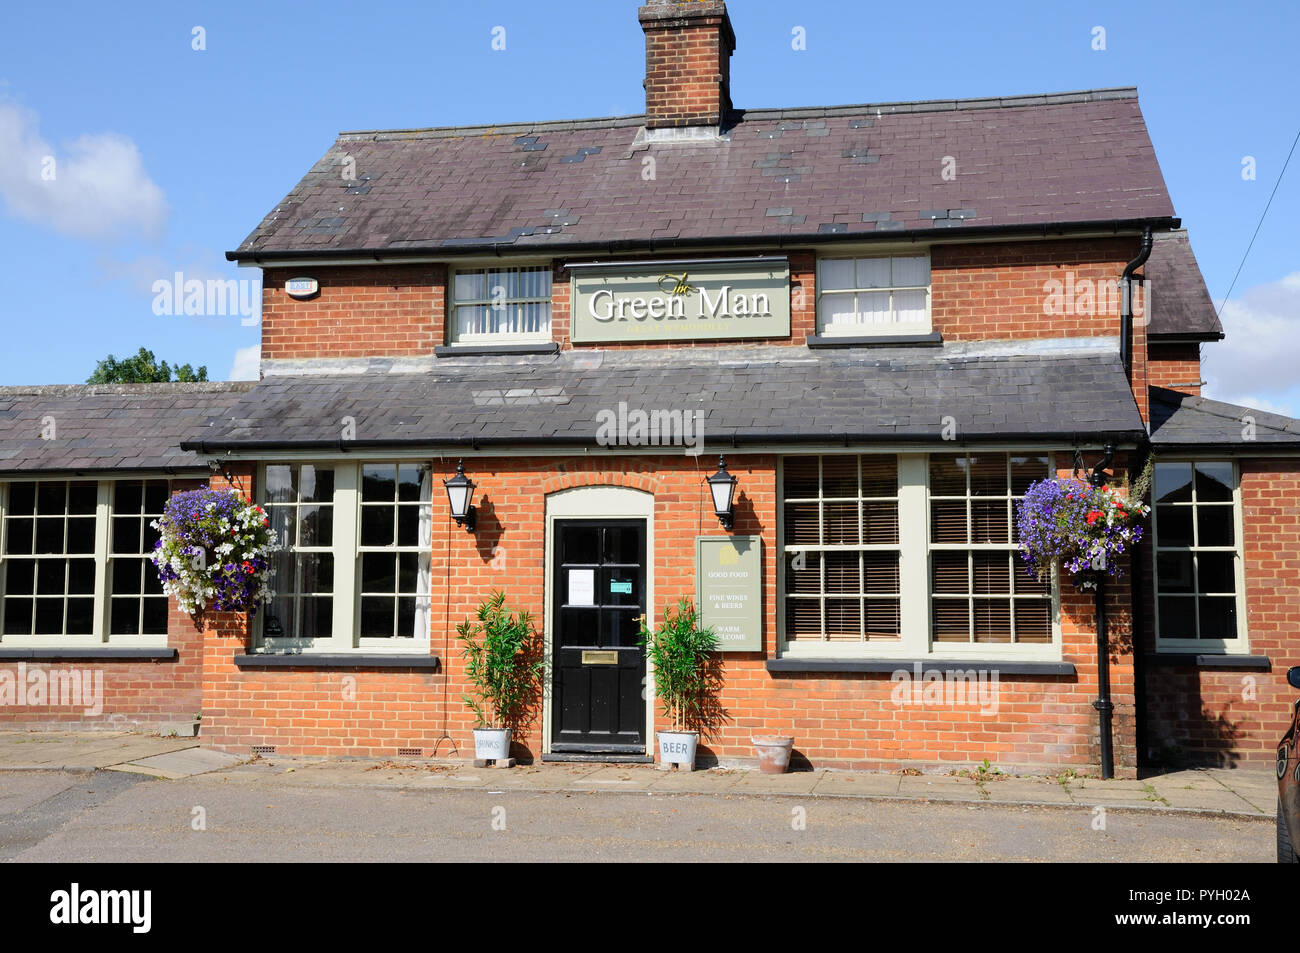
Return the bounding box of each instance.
[1215,125,1300,317]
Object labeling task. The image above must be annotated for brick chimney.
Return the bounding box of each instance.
[638,0,736,129]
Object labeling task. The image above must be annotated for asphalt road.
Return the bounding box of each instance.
[0,769,1273,862]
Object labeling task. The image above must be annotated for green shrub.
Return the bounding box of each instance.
[640,599,718,732]
[457,591,544,730]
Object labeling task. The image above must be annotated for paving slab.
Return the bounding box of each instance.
[1066,786,1164,807]
[729,770,823,795]
[107,747,247,780]
[0,731,197,769]
[1150,769,1234,791]
[648,767,745,793]
[1157,787,1267,814]
[979,779,1076,804]
[1071,778,1153,792]
[810,772,903,797]
[898,776,985,801]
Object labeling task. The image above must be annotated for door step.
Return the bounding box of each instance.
[541,753,654,764]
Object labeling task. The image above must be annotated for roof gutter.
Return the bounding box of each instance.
[182,429,1147,455]
[226,217,1180,264]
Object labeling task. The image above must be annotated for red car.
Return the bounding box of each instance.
[1280,667,1300,863]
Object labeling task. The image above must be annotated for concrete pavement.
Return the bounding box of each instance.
[0,729,1276,820]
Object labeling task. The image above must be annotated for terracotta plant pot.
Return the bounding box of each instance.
[752,735,794,774]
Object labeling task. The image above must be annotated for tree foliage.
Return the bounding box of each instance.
[87,347,208,384]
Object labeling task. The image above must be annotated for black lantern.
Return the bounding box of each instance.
[442,460,477,532]
[707,455,738,530]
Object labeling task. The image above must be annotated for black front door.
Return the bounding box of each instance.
[551,519,647,753]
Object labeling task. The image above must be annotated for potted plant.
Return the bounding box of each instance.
[150,487,280,617]
[1016,475,1149,590]
[640,598,718,770]
[456,590,544,763]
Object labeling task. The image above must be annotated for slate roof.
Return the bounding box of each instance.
[230,88,1176,260]
[184,344,1146,452]
[0,383,255,475]
[1150,387,1300,449]
[1143,230,1224,339]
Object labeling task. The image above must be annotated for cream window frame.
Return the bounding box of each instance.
[0,477,170,648]
[1151,459,1248,655]
[777,453,1061,661]
[926,453,1059,657]
[254,461,432,655]
[447,262,553,346]
[815,253,932,336]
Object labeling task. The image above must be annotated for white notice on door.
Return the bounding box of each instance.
[569,569,596,606]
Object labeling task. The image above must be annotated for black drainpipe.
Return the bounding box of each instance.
[1090,442,1116,779]
[1120,227,1154,376]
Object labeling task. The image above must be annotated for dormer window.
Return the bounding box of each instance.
[817,254,931,335]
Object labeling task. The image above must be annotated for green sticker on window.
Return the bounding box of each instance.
[610,580,632,594]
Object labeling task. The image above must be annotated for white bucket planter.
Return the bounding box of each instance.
[473,727,512,761]
[658,730,699,768]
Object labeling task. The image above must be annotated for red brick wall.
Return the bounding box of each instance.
[261,265,443,361]
[201,453,1137,775]
[1148,342,1203,394]
[0,478,208,731]
[930,239,1137,341]
[1143,459,1300,766]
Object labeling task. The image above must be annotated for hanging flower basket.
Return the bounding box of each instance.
[1015,478,1148,589]
[150,488,280,616]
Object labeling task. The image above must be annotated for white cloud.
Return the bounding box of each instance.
[0,99,167,240]
[229,344,261,382]
[1202,272,1300,418]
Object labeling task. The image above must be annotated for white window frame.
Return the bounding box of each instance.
[447,261,553,346]
[777,452,1061,661]
[1152,458,1248,655]
[0,477,172,648]
[254,461,432,655]
[815,253,932,337]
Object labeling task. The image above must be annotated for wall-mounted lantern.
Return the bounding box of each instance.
[707,455,738,531]
[442,460,478,532]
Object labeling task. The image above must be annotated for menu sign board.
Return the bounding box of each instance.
[695,535,762,652]
[569,258,791,344]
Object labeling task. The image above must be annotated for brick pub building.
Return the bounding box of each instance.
[2,1,1297,776]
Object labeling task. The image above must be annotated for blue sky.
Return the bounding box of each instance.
[0,0,1296,410]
